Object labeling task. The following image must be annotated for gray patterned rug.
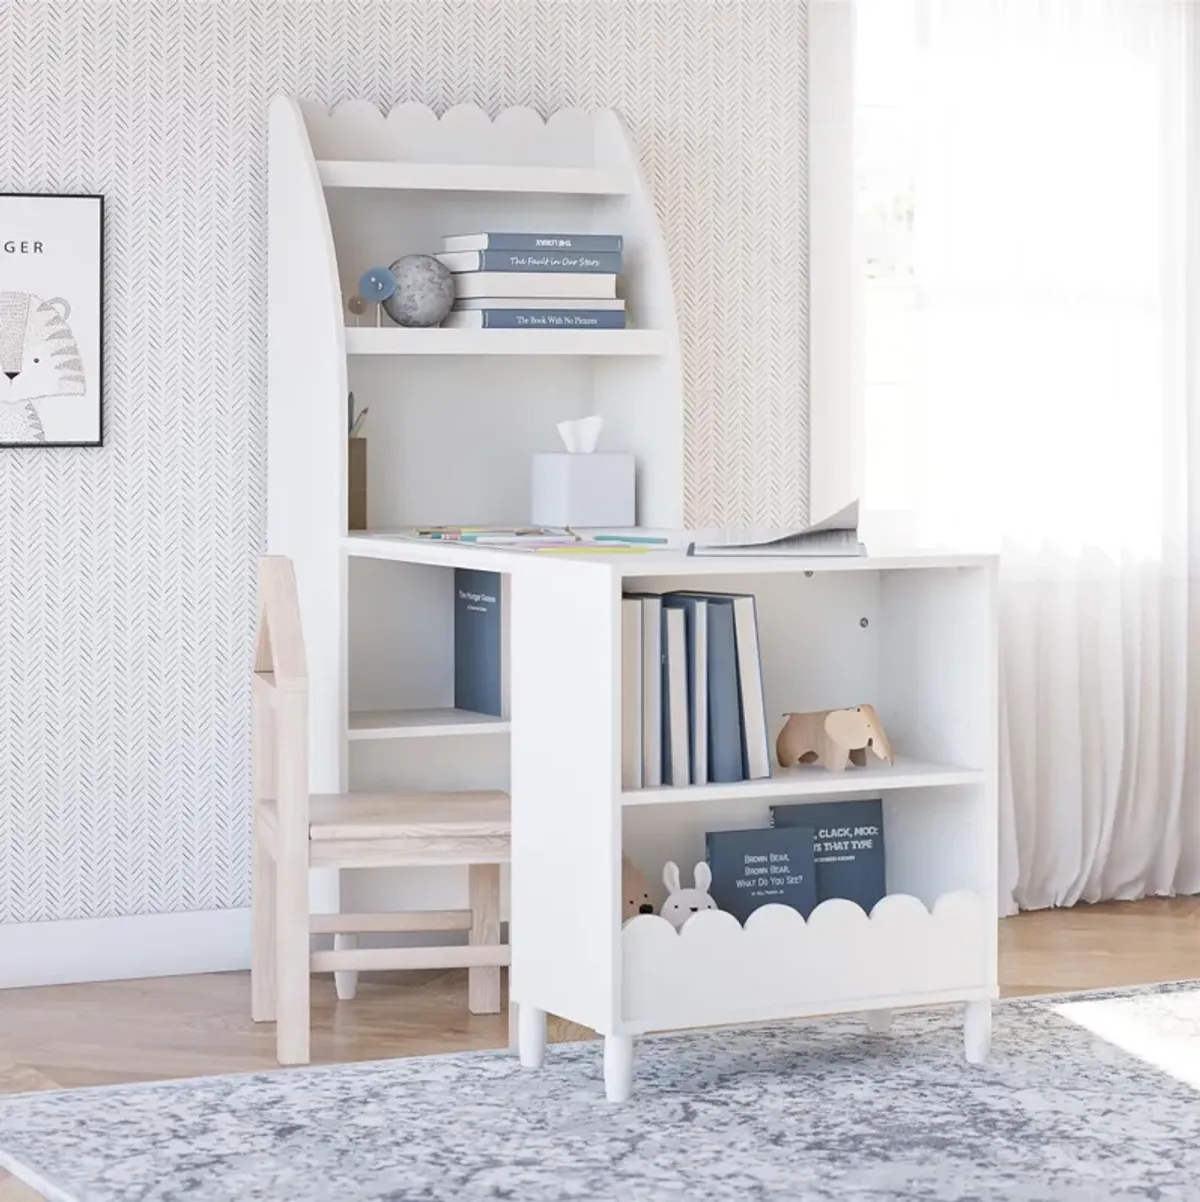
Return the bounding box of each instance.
[4,983,1200,1201]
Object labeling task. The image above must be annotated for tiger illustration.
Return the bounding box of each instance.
[0,292,86,444]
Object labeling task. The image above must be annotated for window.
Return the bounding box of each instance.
[854,0,918,518]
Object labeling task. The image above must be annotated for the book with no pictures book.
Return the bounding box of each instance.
[771,798,885,913]
[705,826,817,923]
[442,309,626,330]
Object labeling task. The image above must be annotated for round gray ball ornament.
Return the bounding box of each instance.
[382,255,455,327]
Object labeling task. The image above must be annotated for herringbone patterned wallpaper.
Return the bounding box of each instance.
[0,0,808,922]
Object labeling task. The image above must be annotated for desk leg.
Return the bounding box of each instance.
[604,1035,633,1102]
[518,1004,546,1069]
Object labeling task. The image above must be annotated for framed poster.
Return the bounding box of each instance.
[0,193,103,447]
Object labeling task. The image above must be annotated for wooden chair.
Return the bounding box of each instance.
[251,555,511,1065]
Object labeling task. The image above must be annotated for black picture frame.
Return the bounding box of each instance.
[0,192,105,448]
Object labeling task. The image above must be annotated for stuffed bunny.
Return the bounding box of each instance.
[660,861,719,930]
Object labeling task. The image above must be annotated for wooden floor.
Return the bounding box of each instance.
[1,897,1198,1199]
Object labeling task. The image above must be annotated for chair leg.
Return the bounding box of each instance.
[334,933,359,1001]
[468,864,501,1014]
[275,856,311,1066]
[250,826,277,1023]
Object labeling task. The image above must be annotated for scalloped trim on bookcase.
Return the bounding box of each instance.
[621,891,988,1028]
[297,100,622,170]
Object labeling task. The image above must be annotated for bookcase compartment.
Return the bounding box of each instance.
[621,889,988,1031]
[347,556,512,736]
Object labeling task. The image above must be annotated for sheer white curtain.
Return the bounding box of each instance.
[900,0,1198,913]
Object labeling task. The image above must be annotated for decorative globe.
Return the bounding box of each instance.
[382,255,455,328]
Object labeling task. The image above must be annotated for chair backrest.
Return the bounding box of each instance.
[255,556,308,692]
[253,555,309,843]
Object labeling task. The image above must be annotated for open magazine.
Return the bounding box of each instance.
[687,500,865,558]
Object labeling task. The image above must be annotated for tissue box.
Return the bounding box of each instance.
[531,452,635,527]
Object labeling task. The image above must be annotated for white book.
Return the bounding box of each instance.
[441,233,624,253]
[621,598,643,790]
[452,272,617,300]
[662,606,691,787]
[453,297,625,311]
[636,594,663,788]
[730,594,770,780]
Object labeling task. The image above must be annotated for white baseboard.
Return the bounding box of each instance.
[0,907,251,989]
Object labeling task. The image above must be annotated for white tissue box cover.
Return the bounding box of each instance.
[531,453,636,527]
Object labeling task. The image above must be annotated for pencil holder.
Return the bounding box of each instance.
[348,438,368,531]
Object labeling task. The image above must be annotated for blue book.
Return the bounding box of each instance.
[771,799,886,914]
[443,309,627,330]
[661,595,708,785]
[688,595,743,783]
[437,249,623,274]
[453,569,503,717]
[442,232,624,253]
[705,826,817,923]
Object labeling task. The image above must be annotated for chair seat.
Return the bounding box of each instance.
[307,790,510,842]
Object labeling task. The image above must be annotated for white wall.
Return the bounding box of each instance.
[0,1,810,955]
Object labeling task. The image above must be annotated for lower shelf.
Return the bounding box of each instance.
[348,708,510,740]
[621,891,989,1031]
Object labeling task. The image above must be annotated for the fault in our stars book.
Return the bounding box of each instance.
[771,798,886,913]
[705,827,817,924]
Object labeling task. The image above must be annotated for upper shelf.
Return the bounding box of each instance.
[317,160,631,195]
[622,758,984,807]
[344,327,667,357]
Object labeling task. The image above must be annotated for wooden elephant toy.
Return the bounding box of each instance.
[776,705,895,773]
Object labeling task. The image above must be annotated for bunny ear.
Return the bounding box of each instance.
[693,862,712,893]
[662,861,681,894]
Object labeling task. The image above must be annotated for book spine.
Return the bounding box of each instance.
[453,569,503,717]
[705,601,745,784]
[479,310,626,330]
[621,598,643,790]
[460,251,624,274]
[481,234,624,252]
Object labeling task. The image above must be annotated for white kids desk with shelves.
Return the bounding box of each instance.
[350,537,998,1103]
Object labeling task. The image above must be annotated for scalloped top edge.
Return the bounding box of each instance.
[313,100,605,128]
[622,890,984,936]
[281,97,630,170]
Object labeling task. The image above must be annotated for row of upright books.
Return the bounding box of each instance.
[621,590,771,789]
[435,232,627,330]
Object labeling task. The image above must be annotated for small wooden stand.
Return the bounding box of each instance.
[348,438,367,531]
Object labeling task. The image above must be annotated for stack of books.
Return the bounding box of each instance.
[621,590,771,789]
[436,233,626,330]
[703,799,887,922]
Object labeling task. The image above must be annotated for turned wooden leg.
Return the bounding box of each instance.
[964,1000,991,1064]
[333,933,358,1001]
[866,1008,893,1034]
[518,1004,546,1069]
[604,1034,634,1103]
[468,864,501,1014]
